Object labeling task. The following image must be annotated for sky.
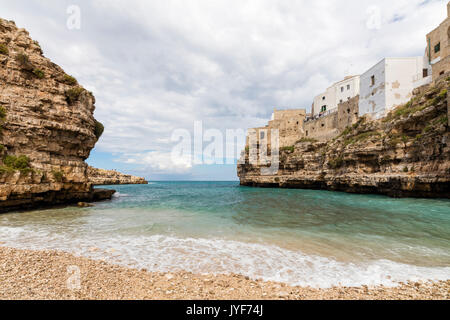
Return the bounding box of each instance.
[0,0,446,180]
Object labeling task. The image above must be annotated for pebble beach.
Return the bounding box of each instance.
[0,247,448,300]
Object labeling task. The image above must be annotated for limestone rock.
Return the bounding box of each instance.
[87,166,148,185]
[0,18,116,212]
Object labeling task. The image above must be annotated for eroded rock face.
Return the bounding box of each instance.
[0,18,114,212]
[87,167,148,185]
[238,80,450,198]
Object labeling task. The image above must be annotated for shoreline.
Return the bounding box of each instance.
[0,246,448,300]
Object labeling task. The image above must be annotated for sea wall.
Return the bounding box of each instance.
[238,79,450,198]
[0,18,114,212]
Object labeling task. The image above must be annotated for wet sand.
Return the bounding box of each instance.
[0,246,448,300]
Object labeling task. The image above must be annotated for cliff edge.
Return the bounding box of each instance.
[0,18,115,212]
[88,167,148,186]
[238,79,450,198]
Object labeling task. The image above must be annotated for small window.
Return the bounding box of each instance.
[440,70,445,76]
[322,96,325,101]
[321,124,325,127]
[347,97,350,100]
[260,132,265,139]
[321,105,327,112]
[435,42,441,53]
[423,69,428,78]
[341,87,344,92]
[371,75,375,86]
[306,130,309,137]
[340,99,343,103]
[347,84,350,90]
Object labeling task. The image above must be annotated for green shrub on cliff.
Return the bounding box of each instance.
[280,146,295,153]
[32,68,45,79]
[0,44,8,55]
[0,106,6,120]
[328,156,344,169]
[65,87,84,104]
[3,155,30,170]
[15,53,33,70]
[63,74,78,86]
[94,120,104,139]
[52,170,64,182]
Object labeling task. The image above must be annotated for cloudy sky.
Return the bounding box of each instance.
[0,0,446,180]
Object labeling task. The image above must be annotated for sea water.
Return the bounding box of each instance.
[0,182,449,288]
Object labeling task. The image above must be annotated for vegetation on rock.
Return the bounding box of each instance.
[32,68,45,79]
[94,120,104,139]
[63,74,78,86]
[65,87,84,104]
[52,170,64,182]
[0,43,8,55]
[1,155,32,174]
[15,52,33,70]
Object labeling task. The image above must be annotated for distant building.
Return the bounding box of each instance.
[359,57,425,120]
[426,2,450,81]
[312,75,360,117]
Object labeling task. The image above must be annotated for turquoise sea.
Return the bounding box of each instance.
[1,182,449,288]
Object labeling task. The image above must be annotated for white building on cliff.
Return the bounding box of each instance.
[359,57,425,120]
[312,75,360,117]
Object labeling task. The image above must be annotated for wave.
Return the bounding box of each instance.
[0,226,449,288]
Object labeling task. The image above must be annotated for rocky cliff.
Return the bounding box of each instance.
[238,79,450,198]
[0,18,114,212]
[88,167,148,185]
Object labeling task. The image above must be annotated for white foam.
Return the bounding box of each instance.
[0,226,448,288]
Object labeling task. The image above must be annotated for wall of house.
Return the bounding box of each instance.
[335,76,360,106]
[312,76,360,117]
[303,112,339,142]
[385,57,423,113]
[359,59,386,119]
[426,2,450,81]
[337,96,359,131]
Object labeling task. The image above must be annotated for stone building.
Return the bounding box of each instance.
[304,96,359,142]
[246,109,306,149]
[426,2,450,81]
[312,75,360,116]
[359,57,425,120]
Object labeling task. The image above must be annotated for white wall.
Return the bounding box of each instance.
[312,75,360,116]
[359,59,386,119]
[385,57,424,113]
[335,76,360,107]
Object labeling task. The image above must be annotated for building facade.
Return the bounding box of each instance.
[312,75,360,117]
[359,57,424,120]
[426,2,450,81]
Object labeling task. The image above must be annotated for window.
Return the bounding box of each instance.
[435,42,441,53]
[340,99,343,104]
[260,132,265,139]
[371,75,375,86]
[347,97,350,101]
[341,87,344,92]
[306,130,309,137]
[322,96,326,101]
[321,105,327,112]
[347,84,350,90]
[423,69,428,78]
